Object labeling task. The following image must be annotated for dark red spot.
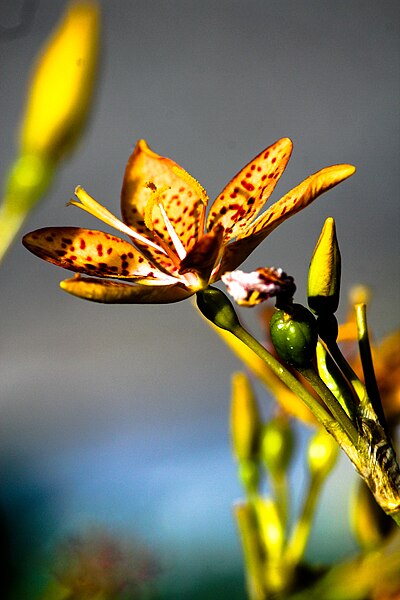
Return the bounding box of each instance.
[251,165,256,171]
[61,243,67,249]
[241,179,255,192]
[107,248,112,255]
[245,172,252,178]
[121,269,130,276]
[56,250,66,257]
[264,151,270,159]
[138,257,144,263]
[45,236,53,243]
[110,266,118,272]
[80,239,86,249]
[248,197,255,206]
[121,253,127,260]
[70,255,77,260]
[128,252,134,259]
[85,263,96,270]
[62,238,72,245]
[96,244,103,257]
[69,246,75,252]
[86,256,92,261]
[271,157,277,164]
[220,207,227,215]
[121,261,129,269]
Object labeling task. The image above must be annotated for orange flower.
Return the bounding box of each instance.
[23,139,354,303]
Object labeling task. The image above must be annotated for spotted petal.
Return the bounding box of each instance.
[60,277,193,303]
[213,163,356,279]
[206,138,293,241]
[22,227,175,283]
[121,140,206,262]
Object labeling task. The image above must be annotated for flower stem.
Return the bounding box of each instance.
[297,367,358,446]
[232,324,342,434]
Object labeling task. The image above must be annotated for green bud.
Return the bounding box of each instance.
[308,217,341,316]
[238,459,260,495]
[261,416,294,477]
[270,304,318,368]
[231,372,262,462]
[196,286,241,332]
[307,428,339,480]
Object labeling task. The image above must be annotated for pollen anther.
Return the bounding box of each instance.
[172,166,209,206]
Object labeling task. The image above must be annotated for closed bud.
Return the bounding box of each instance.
[307,428,339,480]
[261,416,294,477]
[308,217,341,316]
[20,1,100,163]
[231,372,262,462]
[270,304,318,368]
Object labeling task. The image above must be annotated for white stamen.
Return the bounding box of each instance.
[72,186,167,255]
[158,202,187,261]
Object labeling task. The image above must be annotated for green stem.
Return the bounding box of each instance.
[326,339,369,410]
[232,324,336,432]
[355,303,388,432]
[298,367,358,446]
[286,474,323,566]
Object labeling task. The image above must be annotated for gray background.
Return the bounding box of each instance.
[0,0,399,593]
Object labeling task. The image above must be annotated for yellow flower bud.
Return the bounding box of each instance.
[308,217,341,316]
[230,372,262,462]
[307,428,339,480]
[20,1,100,162]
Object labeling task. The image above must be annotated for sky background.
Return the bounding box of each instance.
[0,0,399,597]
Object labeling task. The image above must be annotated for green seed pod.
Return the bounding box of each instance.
[308,217,341,316]
[270,304,318,368]
[261,416,294,477]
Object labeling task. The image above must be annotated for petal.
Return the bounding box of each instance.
[214,163,356,278]
[60,277,193,303]
[206,138,293,241]
[23,227,176,283]
[179,225,224,283]
[121,140,206,256]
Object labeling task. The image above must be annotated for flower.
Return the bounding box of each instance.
[23,138,355,303]
[222,266,296,306]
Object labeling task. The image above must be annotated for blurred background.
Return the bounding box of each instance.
[0,1,399,597]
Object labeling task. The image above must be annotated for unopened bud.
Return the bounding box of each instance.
[261,416,294,477]
[308,217,341,316]
[20,1,100,163]
[307,428,339,480]
[231,373,262,462]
